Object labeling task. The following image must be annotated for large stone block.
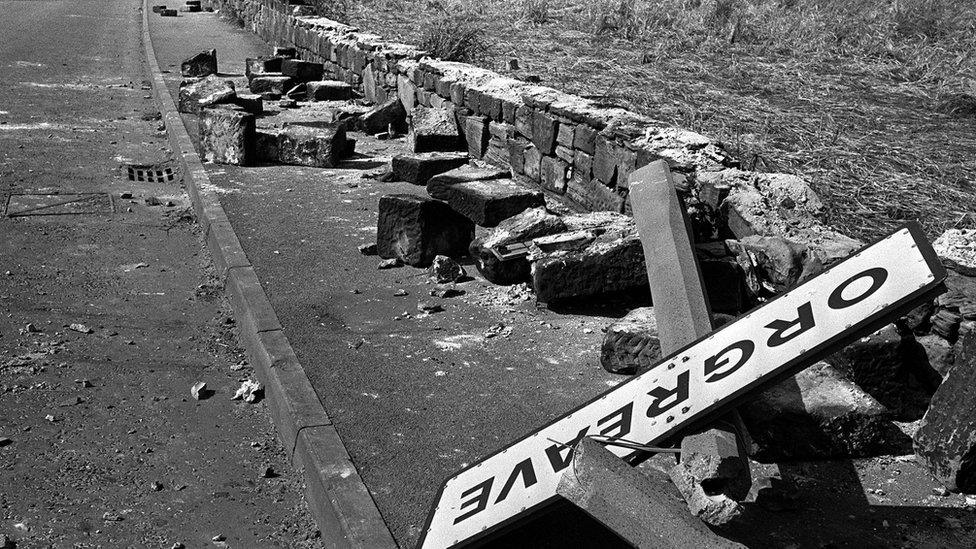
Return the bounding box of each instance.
[275,124,348,168]
[469,207,567,285]
[306,80,353,101]
[376,194,474,267]
[360,97,407,135]
[248,74,295,97]
[390,152,469,186]
[428,177,544,228]
[601,307,660,375]
[177,75,236,114]
[531,109,558,154]
[199,106,255,166]
[915,332,976,493]
[407,106,463,153]
[463,116,489,159]
[181,48,217,77]
[540,155,569,194]
[245,57,284,80]
[740,362,912,461]
[281,58,324,82]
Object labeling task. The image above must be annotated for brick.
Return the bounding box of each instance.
[281,58,324,82]
[554,144,574,163]
[463,116,489,159]
[199,106,255,166]
[540,155,569,194]
[390,152,469,186]
[593,135,619,185]
[523,143,542,183]
[556,122,575,148]
[574,124,597,154]
[178,75,236,114]
[507,137,530,175]
[428,176,543,227]
[181,48,217,78]
[514,105,533,139]
[307,80,354,101]
[248,74,295,97]
[407,106,463,153]
[531,109,558,154]
[376,194,474,267]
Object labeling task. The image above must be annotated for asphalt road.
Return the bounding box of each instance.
[0,0,322,546]
[148,10,976,549]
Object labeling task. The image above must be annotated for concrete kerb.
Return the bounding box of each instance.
[140,4,398,548]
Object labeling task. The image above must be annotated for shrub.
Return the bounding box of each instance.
[419,12,491,62]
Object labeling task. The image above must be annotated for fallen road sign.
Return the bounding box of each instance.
[416,223,946,549]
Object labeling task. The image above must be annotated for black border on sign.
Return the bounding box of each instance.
[414,221,947,549]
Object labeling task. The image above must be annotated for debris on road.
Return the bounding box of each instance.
[68,323,93,334]
[181,48,217,78]
[418,302,443,313]
[190,381,208,400]
[377,258,402,270]
[231,380,263,403]
[376,194,473,267]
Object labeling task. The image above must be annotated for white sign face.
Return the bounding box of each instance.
[416,224,944,549]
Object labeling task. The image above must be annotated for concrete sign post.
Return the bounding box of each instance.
[416,223,945,549]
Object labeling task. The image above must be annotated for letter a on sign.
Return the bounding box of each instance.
[416,223,946,549]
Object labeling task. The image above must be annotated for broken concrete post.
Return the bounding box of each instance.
[600,307,661,375]
[360,97,407,136]
[668,459,743,526]
[914,331,976,493]
[739,361,912,461]
[281,58,324,82]
[408,106,463,153]
[199,106,255,166]
[556,438,746,549]
[376,194,474,267]
[177,75,235,114]
[306,80,353,101]
[181,48,217,77]
[390,152,469,186]
[275,124,348,168]
[629,160,752,515]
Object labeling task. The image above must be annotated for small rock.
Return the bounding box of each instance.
[24,323,41,333]
[260,466,276,478]
[151,481,164,492]
[102,512,123,522]
[935,486,951,497]
[0,533,13,549]
[418,302,444,313]
[68,323,93,334]
[230,360,246,371]
[393,289,408,297]
[44,414,56,422]
[231,380,263,403]
[59,396,83,407]
[212,534,226,542]
[75,379,93,388]
[428,255,466,283]
[358,243,377,256]
[377,258,403,270]
[190,381,208,400]
[0,437,11,447]
[171,543,186,549]
[278,98,298,109]
[429,284,464,298]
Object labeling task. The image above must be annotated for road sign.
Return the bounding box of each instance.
[416,223,945,549]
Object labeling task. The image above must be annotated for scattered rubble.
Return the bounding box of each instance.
[231,380,263,403]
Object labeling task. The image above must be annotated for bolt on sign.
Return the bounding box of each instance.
[417,223,946,549]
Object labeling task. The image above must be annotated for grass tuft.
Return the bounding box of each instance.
[418,10,491,62]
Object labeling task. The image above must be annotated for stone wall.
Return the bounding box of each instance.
[208,0,858,256]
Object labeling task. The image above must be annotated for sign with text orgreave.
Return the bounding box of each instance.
[416,223,946,549]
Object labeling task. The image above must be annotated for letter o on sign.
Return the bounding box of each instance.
[828,267,888,310]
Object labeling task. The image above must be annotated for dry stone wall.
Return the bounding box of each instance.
[207,0,858,258]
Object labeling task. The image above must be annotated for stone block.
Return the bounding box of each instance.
[397,74,417,112]
[514,105,533,139]
[360,97,407,135]
[274,46,297,58]
[531,109,558,154]
[376,194,474,267]
[407,106,463,153]
[181,48,217,78]
[593,135,620,186]
[566,172,624,213]
[306,80,353,101]
[245,57,284,80]
[428,177,544,228]
[231,93,263,114]
[470,207,567,285]
[199,106,255,166]
[390,152,469,186]
[463,116,489,159]
[177,75,235,114]
[574,124,597,154]
[507,137,529,175]
[531,222,645,303]
[914,331,976,493]
[540,155,569,194]
[523,143,542,182]
[600,307,660,375]
[556,122,575,148]
[160,8,177,16]
[739,361,912,461]
[248,74,294,97]
[275,124,348,168]
[281,58,324,82]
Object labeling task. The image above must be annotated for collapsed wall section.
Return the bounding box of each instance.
[207,0,859,258]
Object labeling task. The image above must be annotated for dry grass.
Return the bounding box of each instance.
[348,0,976,241]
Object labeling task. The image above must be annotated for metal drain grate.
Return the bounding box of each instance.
[126,163,175,183]
[5,193,114,217]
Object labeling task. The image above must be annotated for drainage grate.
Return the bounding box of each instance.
[126,163,175,183]
[5,193,114,217]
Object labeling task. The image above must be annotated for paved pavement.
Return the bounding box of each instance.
[147,9,976,549]
[0,0,322,546]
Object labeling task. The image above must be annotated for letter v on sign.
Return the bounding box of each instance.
[416,223,946,549]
